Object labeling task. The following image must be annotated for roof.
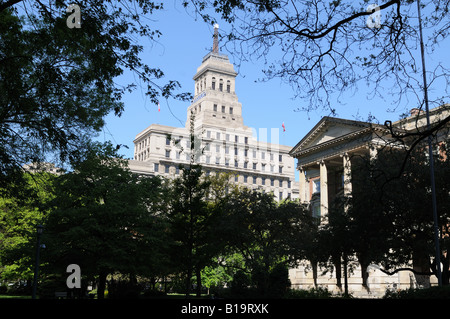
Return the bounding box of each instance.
[289,116,382,156]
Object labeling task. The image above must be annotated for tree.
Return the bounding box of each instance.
[0,171,55,286]
[320,143,450,291]
[188,0,450,151]
[0,1,191,195]
[42,142,170,299]
[167,164,219,297]
[218,189,314,297]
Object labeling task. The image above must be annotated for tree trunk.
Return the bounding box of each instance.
[441,252,449,285]
[97,271,107,299]
[333,254,342,290]
[361,262,369,291]
[196,267,202,297]
[311,261,318,288]
[185,268,192,298]
[343,253,349,297]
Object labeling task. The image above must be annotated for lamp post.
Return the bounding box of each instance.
[417,0,442,286]
[32,225,44,299]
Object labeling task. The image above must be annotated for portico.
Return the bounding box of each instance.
[291,116,385,222]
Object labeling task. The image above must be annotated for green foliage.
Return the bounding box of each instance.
[41,142,171,298]
[317,142,450,288]
[286,287,334,299]
[0,172,55,281]
[216,189,314,296]
[383,286,450,299]
[0,1,191,196]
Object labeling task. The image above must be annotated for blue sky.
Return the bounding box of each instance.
[95,2,449,168]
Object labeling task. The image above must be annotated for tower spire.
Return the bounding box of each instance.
[213,23,219,53]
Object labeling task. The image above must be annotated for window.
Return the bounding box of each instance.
[235,175,238,182]
[312,179,320,193]
[176,151,180,159]
[165,150,170,158]
[166,137,170,146]
[205,143,210,151]
[234,160,238,168]
[270,165,274,173]
[271,178,274,186]
[234,147,238,156]
[253,163,257,170]
[225,158,229,166]
[245,137,248,144]
[216,144,220,153]
[225,146,229,154]
[154,163,159,172]
[261,152,265,160]
[244,149,248,157]
[216,132,220,139]
[235,135,238,142]
[253,150,257,158]
[212,77,216,90]
[206,156,210,164]
[270,153,274,161]
[244,161,248,169]
[219,79,223,91]
[221,105,225,113]
[279,154,282,162]
[176,167,180,175]
[227,80,231,93]
[226,134,230,141]
[279,166,283,174]
[213,104,217,112]
[262,177,266,186]
[244,175,248,183]
[279,192,283,200]
[230,107,233,114]
[207,130,211,138]
[288,180,291,188]
[216,157,220,165]
[262,163,266,171]
[165,165,169,173]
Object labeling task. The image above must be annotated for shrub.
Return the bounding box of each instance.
[383,286,450,299]
[287,287,334,299]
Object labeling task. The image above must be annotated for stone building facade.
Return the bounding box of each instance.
[129,25,298,200]
[288,104,450,297]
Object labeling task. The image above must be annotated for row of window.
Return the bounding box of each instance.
[212,104,233,114]
[137,135,285,164]
[164,149,284,173]
[154,163,291,188]
[196,77,232,94]
[166,136,284,161]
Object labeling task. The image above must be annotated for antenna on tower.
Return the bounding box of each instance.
[213,23,219,53]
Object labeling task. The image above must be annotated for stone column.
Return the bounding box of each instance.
[319,160,328,218]
[369,145,378,162]
[298,166,307,203]
[343,153,352,196]
[343,153,352,213]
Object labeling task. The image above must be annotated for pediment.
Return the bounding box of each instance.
[290,117,371,155]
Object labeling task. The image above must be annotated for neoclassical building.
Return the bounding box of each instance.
[129,25,298,200]
[288,104,450,297]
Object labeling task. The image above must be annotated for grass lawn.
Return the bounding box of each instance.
[0,295,31,299]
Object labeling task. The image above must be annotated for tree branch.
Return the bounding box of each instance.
[0,0,23,12]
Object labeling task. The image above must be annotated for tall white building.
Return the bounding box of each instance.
[129,25,297,200]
